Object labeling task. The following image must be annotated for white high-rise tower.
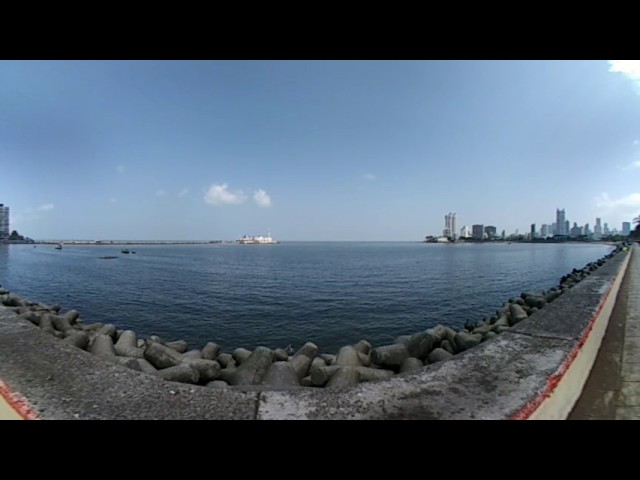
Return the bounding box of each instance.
[443,212,457,240]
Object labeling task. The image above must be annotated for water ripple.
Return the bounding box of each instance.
[0,242,612,352]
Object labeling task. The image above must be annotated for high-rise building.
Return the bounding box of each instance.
[552,222,557,235]
[472,224,484,240]
[622,222,631,236]
[0,204,9,239]
[531,224,536,238]
[604,223,610,236]
[484,226,497,239]
[443,212,457,239]
[450,213,456,240]
[584,223,590,237]
[556,209,566,235]
[501,229,506,240]
[564,220,570,236]
[460,225,471,238]
[570,222,582,237]
[541,224,549,238]
[594,217,602,240]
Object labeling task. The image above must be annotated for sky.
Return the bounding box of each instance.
[1,60,640,241]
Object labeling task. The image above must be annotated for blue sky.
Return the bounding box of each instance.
[1,60,640,240]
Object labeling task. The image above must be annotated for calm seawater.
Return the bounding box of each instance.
[0,242,613,353]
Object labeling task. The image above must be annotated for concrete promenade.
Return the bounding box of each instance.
[570,242,640,419]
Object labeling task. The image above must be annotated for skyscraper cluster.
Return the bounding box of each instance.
[433,207,634,243]
[534,208,631,240]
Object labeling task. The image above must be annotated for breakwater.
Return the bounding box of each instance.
[0,244,629,392]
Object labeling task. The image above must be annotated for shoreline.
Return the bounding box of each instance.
[3,240,621,246]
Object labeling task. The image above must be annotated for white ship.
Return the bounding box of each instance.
[237,231,278,245]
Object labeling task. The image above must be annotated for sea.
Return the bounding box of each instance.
[0,242,613,353]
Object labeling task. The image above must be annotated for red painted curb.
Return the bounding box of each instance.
[509,256,624,420]
[0,380,39,420]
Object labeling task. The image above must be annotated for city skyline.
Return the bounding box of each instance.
[440,206,633,241]
[2,60,640,241]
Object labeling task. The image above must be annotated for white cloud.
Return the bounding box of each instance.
[253,189,272,208]
[204,183,247,205]
[620,160,640,170]
[364,173,376,181]
[156,189,165,197]
[116,165,125,174]
[595,192,640,209]
[37,203,54,211]
[178,188,190,198]
[608,61,640,92]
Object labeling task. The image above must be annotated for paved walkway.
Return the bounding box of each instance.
[570,242,640,420]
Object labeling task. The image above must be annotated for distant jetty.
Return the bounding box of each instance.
[35,240,226,246]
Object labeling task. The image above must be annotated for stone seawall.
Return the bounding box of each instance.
[0,243,632,419]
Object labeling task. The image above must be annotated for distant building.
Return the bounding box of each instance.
[0,204,9,239]
[501,229,506,240]
[584,223,590,237]
[472,224,484,240]
[443,212,457,239]
[460,225,471,238]
[531,224,536,238]
[484,225,497,240]
[541,224,549,238]
[556,209,566,235]
[604,223,610,236]
[570,222,582,237]
[564,220,570,237]
[594,218,602,240]
[552,222,557,235]
[623,222,631,236]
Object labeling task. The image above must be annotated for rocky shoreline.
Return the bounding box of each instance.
[0,244,629,390]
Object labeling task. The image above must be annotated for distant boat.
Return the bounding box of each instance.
[54,243,63,250]
[237,231,278,245]
[121,249,130,254]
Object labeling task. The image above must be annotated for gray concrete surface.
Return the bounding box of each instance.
[570,242,640,419]
[0,311,258,419]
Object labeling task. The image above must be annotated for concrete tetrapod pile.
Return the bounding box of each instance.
[0,244,628,391]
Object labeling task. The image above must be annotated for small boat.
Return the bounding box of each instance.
[121,249,130,254]
[54,243,63,250]
[99,256,118,260]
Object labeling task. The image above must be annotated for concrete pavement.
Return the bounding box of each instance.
[570,242,640,419]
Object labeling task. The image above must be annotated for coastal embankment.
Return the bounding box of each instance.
[0,243,632,419]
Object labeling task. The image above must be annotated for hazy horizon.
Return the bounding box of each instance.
[2,60,640,241]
